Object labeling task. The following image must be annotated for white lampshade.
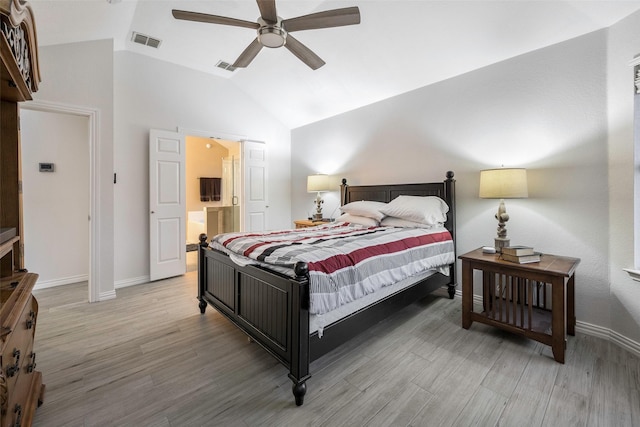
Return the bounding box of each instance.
[307,174,332,193]
[479,168,528,199]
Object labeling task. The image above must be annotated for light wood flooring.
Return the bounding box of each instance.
[31,272,640,426]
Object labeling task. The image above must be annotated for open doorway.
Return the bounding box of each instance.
[150,129,267,282]
[20,101,100,301]
[20,108,90,290]
[185,135,241,272]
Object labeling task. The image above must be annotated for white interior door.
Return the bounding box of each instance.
[149,129,186,281]
[243,140,268,232]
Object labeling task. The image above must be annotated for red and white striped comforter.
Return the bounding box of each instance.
[210,222,455,315]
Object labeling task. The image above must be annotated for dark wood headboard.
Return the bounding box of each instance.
[340,171,456,242]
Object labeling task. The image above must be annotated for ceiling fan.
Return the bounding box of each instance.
[172,0,361,70]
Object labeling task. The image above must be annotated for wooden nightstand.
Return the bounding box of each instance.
[459,248,580,363]
[294,219,327,229]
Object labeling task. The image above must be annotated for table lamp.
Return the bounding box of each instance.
[307,174,332,220]
[479,168,528,252]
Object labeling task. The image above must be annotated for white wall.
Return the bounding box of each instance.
[28,40,291,294]
[607,10,640,345]
[32,39,114,300]
[292,30,617,337]
[114,51,291,285]
[21,109,89,287]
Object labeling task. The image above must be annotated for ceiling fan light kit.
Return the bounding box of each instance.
[172,0,360,70]
[258,18,286,48]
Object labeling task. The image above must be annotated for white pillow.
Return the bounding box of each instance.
[380,217,432,228]
[379,196,449,226]
[339,200,387,222]
[335,213,379,227]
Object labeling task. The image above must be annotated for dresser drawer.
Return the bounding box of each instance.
[2,295,37,369]
[1,295,37,423]
[3,368,38,427]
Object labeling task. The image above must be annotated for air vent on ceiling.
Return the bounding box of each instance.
[131,32,162,49]
[216,61,237,72]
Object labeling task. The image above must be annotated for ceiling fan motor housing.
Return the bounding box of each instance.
[257,17,286,48]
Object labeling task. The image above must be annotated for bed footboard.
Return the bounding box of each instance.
[197,234,311,405]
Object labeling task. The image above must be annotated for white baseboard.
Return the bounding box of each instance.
[114,276,150,289]
[576,321,640,357]
[98,290,116,301]
[574,320,610,341]
[455,289,640,358]
[34,274,88,290]
[32,275,150,297]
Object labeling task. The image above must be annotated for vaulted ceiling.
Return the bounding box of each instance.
[31,0,640,129]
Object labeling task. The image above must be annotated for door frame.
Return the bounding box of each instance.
[20,100,100,302]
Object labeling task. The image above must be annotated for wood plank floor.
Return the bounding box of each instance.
[31,272,640,426]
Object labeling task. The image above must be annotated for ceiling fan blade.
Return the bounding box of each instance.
[284,35,325,70]
[282,7,360,32]
[232,38,264,68]
[256,0,278,24]
[172,9,259,30]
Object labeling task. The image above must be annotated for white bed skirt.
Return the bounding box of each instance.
[309,269,438,337]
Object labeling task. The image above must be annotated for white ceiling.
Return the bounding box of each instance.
[30,0,640,129]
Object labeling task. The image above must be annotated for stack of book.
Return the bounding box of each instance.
[501,246,541,264]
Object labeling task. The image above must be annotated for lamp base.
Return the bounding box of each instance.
[494,237,510,253]
[312,192,324,221]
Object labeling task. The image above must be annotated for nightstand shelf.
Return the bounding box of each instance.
[480,299,552,337]
[459,248,580,363]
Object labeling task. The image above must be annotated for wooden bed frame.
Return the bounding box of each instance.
[196,171,456,406]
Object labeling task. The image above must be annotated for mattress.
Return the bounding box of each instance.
[210,222,455,315]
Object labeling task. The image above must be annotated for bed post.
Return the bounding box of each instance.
[289,262,311,406]
[340,178,348,206]
[444,171,457,299]
[197,233,208,313]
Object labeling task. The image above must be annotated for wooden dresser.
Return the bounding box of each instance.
[1,1,44,425]
[1,237,42,427]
